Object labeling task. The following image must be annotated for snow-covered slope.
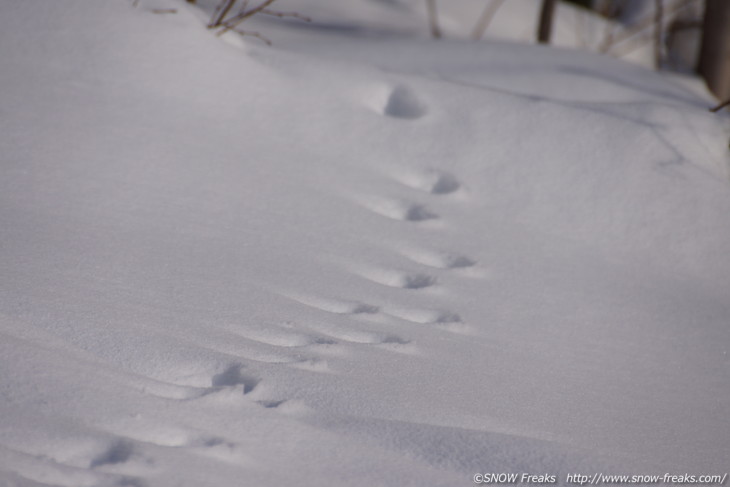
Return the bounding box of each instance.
[1,1,728,486]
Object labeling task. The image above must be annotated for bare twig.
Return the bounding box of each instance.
[260,9,311,22]
[710,99,730,113]
[598,26,615,53]
[597,0,626,53]
[210,0,237,28]
[234,0,250,16]
[471,0,505,41]
[228,28,272,45]
[425,0,442,39]
[604,0,697,56]
[217,0,277,35]
[208,0,308,44]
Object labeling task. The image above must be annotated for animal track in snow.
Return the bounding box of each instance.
[382,272,436,290]
[193,334,306,366]
[355,267,437,290]
[0,446,134,487]
[233,349,303,365]
[308,323,408,347]
[102,427,244,467]
[211,364,260,395]
[396,169,462,195]
[258,399,286,409]
[289,357,332,373]
[385,307,474,334]
[402,204,438,222]
[383,85,428,119]
[384,307,462,325]
[402,248,477,270]
[287,294,380,315]
[183,435,253,465]
[212,325,337,367]
[363,83,428,120]
[232,325,336,348]
[357,195,439,222]
[90,440,134,469]
[256,398,312,416]
[134,377,212,401]
[106,424,193,449]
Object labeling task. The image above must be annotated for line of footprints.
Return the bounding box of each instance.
[47,87,482,485]
[334,166,476,334]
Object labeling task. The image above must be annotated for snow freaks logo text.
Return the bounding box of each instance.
[474,473,557,484]
[473,473,728,485]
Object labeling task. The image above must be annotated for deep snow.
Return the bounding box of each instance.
[0,1,729,486]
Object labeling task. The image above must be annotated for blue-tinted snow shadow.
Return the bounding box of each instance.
[308,413,618,475]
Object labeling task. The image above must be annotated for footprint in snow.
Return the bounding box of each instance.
[90,440,135,469]
[363,83,428,120]
[132,376,212,401]
[211,364,260,395]
[402,248,477,270]
[232,325,337,348]
[256,398,312,416]
[385,307,461,325]
[305,321,410,348]
[286,294,380,316]
[383,85,428,119]
[355,266,437,290]
[385,307,475,335]
[357,195,439,223]
[395,169,462,195]
[258,399,287,409]
[401,204,439,222]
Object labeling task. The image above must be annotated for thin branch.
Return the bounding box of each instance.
[598,26,615,53]
[471,0,505,41]
[217,0,277,35]
[610,33,654,59]
[234,0,250,16]
[209,0,237,28]
[604,0,697,55]
[425,0,442,39]
[207,0,308,45]
[710,99,730,113]
[260,9,311,22]
[228,28,272,45]
[598,0,626,53]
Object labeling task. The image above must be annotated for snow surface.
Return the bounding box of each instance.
[1,1,729,486]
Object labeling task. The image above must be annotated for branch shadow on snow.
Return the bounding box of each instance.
[555,65,706,109]
[254,15,417,39]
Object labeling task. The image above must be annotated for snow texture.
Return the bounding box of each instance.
[0,1,729,486]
